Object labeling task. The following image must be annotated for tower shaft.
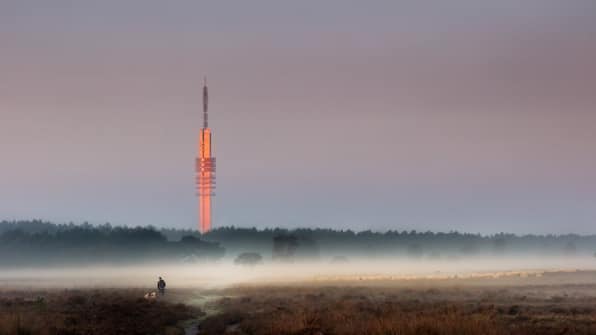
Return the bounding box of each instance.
[196,78,215,233]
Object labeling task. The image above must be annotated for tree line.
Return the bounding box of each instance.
[0,220,224,267]
[1,220,595,265]
[199,226,596,259]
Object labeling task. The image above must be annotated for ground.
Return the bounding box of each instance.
[199,283,596,335]
[1,271,596,335]
[0,289,200,335]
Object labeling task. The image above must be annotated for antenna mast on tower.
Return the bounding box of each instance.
[203,77,208,128]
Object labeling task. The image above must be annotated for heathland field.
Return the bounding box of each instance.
[2,271,596,335]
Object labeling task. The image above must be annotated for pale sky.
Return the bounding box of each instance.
[1,1,596,234]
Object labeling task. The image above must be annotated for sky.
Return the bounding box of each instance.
[1,1,596,234]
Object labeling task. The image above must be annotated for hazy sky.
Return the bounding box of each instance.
[1,1,596,234]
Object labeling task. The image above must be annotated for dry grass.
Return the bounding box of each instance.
[0,289,200,335]
[2,275,596,335]
[199,285,596,335]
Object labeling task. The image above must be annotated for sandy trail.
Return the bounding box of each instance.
[163,290,225,335]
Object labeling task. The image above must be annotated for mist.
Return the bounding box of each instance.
[2,256,596,290]
[2,220,595,291]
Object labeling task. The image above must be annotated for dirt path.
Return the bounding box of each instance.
[179,293,224,335]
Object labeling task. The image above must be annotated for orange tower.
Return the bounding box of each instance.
[196,78,216,233]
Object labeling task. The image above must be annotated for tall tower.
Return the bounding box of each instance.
[196,77,216,233]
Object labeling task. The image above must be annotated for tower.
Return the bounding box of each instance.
[196,77,216,233]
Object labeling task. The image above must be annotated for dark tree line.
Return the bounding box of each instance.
[200,226,596,259]
[0,221,224,267]
[1,221,596,265]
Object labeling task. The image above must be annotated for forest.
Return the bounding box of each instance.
[0,221,224,267]
[1,220,595,267]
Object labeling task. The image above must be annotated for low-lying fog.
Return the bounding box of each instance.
[2,256,595,289]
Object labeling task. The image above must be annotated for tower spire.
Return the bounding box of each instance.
[203,76,208,129]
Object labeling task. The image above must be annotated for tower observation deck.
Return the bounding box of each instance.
[196,78,215,233]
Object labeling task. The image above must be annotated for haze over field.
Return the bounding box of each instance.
[1,221,595,290]
[3,260,596,290]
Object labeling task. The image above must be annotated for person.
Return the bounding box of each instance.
[157,276,166,295]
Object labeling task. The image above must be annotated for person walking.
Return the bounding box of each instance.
[157,276,166,295]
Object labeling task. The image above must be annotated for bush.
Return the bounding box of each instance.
[234,252,263,266]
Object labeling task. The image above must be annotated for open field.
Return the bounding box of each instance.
[1,271,596,335]
[200,279,596,335]
[197,270,596,335]
[0,289,201,335]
